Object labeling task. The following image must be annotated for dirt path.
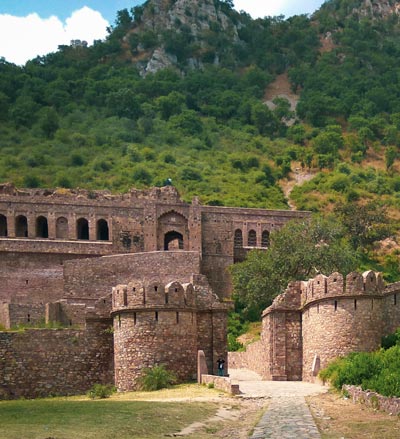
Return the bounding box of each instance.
[281,168,315,210]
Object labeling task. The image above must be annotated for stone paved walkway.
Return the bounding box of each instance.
[229,369,326,439]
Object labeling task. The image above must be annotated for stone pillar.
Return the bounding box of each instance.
[189,201,202,254]
[89,215,96,241]
[48,212,56,239]
[7,210,15,237]
[68,213,76,239]
[143,204,157,251]
[27,214,35,238]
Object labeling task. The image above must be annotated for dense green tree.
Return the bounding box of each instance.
[334,202,393,250]
[230,216,358,319]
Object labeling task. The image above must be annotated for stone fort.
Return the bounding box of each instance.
[0,183,306,398]
[1,183,398,399]
[230,271,400,382]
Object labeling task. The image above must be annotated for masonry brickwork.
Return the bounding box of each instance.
[229,271,400,383]
[0,320,114,399]
[2,184,308,398]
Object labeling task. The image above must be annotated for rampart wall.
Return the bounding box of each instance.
[0,320,114,399]
[63,251,201,302]
[232,271,400,383]
[112,275,230,391]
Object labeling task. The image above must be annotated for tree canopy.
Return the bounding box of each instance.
[230,216,359,319]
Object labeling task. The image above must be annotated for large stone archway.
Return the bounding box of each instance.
[157,211,189,251]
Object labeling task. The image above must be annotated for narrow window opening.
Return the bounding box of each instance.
[394,294,397,306]
[234,229,243,248]
[334,300,338,311]
[154,286,158,292]
[155,311,158,321]
[248,230,257,247]
[27,314,30,322]
[0,214,7,237]
[123,289,128,306]
[175,288,178,293]
[165,293,169,304]
[118,315,121,329]
[371,299,374,310]
[354,299,357,310]
[176,312,179,324]
[261,230,270,248]
[133,312,137,325]
[25,279,28,285]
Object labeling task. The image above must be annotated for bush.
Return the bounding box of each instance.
[87,384,116,399]
[319,342,400,397]
[139,364,177,391]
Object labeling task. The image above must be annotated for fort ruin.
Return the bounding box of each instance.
[0,183,306,398]
[230,271,400,381]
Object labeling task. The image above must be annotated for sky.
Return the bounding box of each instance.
[0,1,326,65]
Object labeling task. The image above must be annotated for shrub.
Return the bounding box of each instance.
[139,364,177,391]
[87,384,116,399]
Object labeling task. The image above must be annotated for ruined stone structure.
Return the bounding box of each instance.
[229,271,400,382]
[0,183,306,398]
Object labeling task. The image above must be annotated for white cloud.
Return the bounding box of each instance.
[0,7,109,65]
[234,0,284,18]
[233,0,323,18]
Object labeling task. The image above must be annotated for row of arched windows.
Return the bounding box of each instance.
[234,229,270,248]
[0,214,109,241]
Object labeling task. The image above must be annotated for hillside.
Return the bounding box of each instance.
[1,0,400,275]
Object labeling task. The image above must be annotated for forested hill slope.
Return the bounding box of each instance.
[1,0,400,219]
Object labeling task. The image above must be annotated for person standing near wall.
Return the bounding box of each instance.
[217,357,225,376]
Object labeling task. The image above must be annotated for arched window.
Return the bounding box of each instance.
[36,216,48,238]
[96,219,109,241]
[234,229,243,248]
[77,218,89,240]
[248,230,257,247]
[56,217,68,239]
[261,230,270,248]
[0,214,7,237]
[15,215,28,237]
[164,231,183,250]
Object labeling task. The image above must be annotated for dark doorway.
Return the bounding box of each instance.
[164,231,184,250]
[97,219,109,241]
[0,214,7,237]
[36,216,48,238]
[15,215,28,237]
[77,218,89,240]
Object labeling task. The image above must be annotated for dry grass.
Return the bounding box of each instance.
[308,390,400,439]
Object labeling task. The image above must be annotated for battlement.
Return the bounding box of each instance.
[301,270,386,306]
[112,280,196,311]
[0,182,183,205]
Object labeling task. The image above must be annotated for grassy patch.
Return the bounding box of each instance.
[0,396,217,439]
[308,392,400,439]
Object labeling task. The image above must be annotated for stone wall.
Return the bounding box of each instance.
[113,310,198,391]
[200,375,240,395]
[63,251,201,301]
[230,272,400,384]
[0,320,114,399]
[0,303,45,329]
[111,273,230,391]
[343,385,400,416]
[228,340,267,377]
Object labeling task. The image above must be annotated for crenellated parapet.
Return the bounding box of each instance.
[112,280,196,311]
[301,270,385,307]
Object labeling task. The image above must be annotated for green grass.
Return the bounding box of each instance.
[0,397,217,439]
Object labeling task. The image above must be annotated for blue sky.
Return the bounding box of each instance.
[0,1,326,65]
